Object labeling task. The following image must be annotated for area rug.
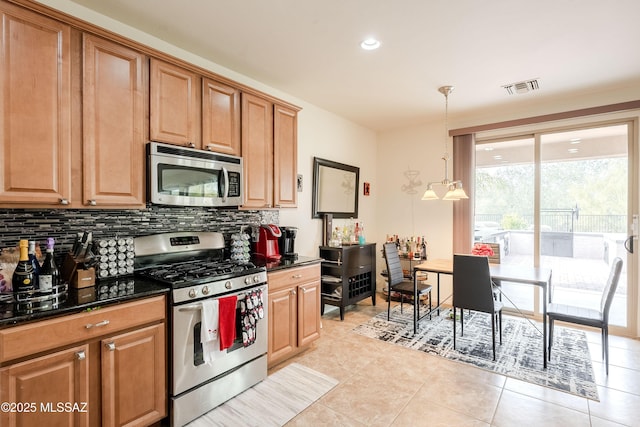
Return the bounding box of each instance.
[353,306,599,401]
[186,363,338,426]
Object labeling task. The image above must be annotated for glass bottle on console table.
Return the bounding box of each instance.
[12,239,35,300]
[39,238,60,292]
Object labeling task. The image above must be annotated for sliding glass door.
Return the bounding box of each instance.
[475,122,633,334]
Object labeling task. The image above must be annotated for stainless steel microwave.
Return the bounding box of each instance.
[147,142,243,207]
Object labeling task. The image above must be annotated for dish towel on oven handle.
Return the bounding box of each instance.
[241,288,265,347]
[218,295,238,351]
[200,299,219,364]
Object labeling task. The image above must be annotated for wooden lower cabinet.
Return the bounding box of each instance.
[267,264,321,367]
[0,296,167,427]
[101,323,166,427]
[0,344,90,427]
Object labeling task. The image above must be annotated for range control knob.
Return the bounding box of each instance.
[244,277,251,285]
[253,275,261,283]
[202,286,210,295]
[225,281,232,289]
[188,289,197,298]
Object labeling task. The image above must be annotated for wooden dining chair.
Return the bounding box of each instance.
[547,257,623,375]
[383,242,432,322]
[453,254,504,360]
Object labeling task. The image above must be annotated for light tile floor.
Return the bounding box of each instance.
[273,296,640,427]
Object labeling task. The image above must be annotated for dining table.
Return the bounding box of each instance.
[412,258,553,368]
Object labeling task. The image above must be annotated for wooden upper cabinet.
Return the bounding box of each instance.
[202,78,241,155]
[0,3,72,205]
[82,34,147,207]
[150,59,200,147]
[241,93,274,208]
[274,105,298,207]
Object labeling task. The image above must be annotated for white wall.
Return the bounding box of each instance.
[374,122,455,295]
[279,104,377,258]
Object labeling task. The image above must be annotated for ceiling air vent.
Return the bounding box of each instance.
[502,78,540,95]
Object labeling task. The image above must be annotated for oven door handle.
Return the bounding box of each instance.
[178,304,203,312]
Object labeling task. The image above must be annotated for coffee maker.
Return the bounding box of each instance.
[278,226,298,259]
[253,224,282,261]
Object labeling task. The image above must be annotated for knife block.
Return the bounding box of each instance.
[61,253,96,289]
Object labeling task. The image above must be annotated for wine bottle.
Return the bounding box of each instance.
[12,239,35,299]
[28,240,40,289]
[40,237,60,292]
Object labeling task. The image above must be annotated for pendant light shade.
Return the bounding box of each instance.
[420,184,439,200]
[421,85,467,201]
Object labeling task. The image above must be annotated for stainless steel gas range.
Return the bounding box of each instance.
[134,231,268,427]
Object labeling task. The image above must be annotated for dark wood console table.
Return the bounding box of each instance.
[319,243,376,320]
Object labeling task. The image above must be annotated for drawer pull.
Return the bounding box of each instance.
[85,319,110,329]
[291,274,303,279]
[106,342,116,351]
[76,350,86,361]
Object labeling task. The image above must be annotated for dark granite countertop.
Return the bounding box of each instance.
[0,276,169,328]
[251,255,322,272]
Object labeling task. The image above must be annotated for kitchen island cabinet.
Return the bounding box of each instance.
[0,295,167,427]
[267,263,321,367]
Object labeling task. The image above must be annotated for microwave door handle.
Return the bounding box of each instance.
[221,167,229,202]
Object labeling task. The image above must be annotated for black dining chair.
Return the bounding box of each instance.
[453,254,504,361]
[547,257,623,375]
[383,242,432,322]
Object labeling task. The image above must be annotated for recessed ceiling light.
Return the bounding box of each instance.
[570,138,581,144]
[360,38,381,50]
[484,147,494,151]
[493,155,503,160]
[568,148,579,154]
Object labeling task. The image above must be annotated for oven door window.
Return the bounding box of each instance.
[192,302,245,366]
[158,163,221,199]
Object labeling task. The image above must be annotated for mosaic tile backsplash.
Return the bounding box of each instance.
[0,204,279,257]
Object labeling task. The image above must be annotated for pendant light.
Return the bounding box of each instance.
[421,86,468,201]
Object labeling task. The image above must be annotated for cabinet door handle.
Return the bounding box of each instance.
[76,350,86,360]
[106,342,116,351]
[85,319,110,329]
[291,274,303,279]
[290,289,297,296]
[186,142,195,148]
[59,198,69,205]
[88,199,97,206]
[205,144,213,151]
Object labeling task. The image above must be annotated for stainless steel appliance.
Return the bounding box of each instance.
[134,232,267,427]
[147,142,243,207]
